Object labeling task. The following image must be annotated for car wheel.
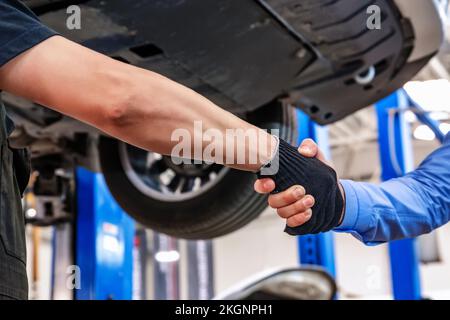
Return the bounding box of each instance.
[98,101,297,239]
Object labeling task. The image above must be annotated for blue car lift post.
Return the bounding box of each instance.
[375,89,445,300]
[296,111,336,278]
[375,90,422,300]
[75,167,135,300]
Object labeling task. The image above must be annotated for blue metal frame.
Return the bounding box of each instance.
[75,167,135,300]
[375,90,422,300]
[296,110,336,278]
[407,95,446,143]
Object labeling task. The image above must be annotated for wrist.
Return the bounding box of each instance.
[254,133,279,173]
[262,134,279,165]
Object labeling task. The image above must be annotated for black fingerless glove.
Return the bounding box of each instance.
[257,139,344,235]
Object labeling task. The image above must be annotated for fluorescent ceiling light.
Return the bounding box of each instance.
[155,250,180,263]
[26,208,37,218]
[414,125,436,141]
[404,80,450,116]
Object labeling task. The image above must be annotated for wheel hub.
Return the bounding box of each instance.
[118,143,229,202]
[162,156,214,177]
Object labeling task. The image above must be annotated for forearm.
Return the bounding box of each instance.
[0,36,276,171]
[335,179,437,245]
[102,68,275,171]
[336,135,450,245]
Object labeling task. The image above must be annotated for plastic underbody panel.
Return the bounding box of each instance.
[22,0,435,124]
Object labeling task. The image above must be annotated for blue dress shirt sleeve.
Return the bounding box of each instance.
[335,133,450,245]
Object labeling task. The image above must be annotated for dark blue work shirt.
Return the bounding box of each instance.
[0,0,56,300]
[0,0,57,136]
[0,0,56,68]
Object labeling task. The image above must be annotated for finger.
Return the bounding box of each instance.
[254,178,275,194]
[298,139,319,158]
[286,209,313,228]
[276,195,315,218]
[268,185,305,208]
[298,139,329,165]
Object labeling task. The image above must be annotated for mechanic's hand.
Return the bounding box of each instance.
[254,139,345,228]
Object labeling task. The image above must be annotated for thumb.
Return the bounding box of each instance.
[298,139,329,165]
[254,178,275,194]
[298,139,319,158]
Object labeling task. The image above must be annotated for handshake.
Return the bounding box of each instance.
[254,138,345,236]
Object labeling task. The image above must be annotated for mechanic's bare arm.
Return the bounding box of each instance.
[0,36,276,172]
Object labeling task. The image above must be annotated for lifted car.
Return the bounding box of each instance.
[4,0,445,238]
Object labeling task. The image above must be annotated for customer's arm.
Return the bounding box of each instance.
[256,135,450,245]
[336,134,450,245]
[0,36,276,172]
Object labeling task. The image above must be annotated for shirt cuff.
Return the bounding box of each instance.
[0,26,58,68]
[334,179,360,231]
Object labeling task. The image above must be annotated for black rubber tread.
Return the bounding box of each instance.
[265,0,396,62]
[98,102,297,239]
[261,0,424,124]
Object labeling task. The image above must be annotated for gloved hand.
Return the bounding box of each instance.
[256,138,344,235]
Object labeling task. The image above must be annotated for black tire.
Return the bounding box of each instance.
[98,102,297,239]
